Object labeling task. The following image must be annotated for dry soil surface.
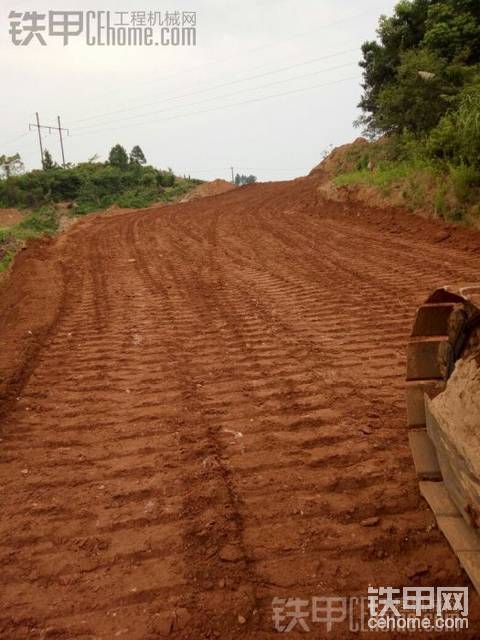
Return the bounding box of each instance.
[1,178,480,639]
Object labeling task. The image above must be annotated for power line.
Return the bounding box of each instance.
[70,74,360,138]
[236,167,309,172]
[0,132,29,148]
[78,7,375,107]
[179,167,308,173]
[72,60,358,132]
[29,114,70,168]
[69,46,359,127]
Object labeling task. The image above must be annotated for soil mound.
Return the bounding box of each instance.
[181,179,237,202]
[309,137,369,176]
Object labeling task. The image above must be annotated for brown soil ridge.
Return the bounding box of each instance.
[181,178,237,202]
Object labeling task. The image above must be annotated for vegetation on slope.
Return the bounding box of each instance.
[334,0,480,223]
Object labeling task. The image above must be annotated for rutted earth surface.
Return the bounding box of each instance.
[1,176,480,639]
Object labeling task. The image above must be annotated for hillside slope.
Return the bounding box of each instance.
[313,137,480,229]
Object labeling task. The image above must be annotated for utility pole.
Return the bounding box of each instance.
[31,112,44,169]
[231,166,234,184]
[57,115,66,168]
[29,114,70,169]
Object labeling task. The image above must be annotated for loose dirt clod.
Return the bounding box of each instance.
[433,230,451,243]
[361,517,380,527]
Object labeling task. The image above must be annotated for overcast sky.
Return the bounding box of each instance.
[0,0,398,181]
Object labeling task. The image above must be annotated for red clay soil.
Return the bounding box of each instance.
[1,176,480,639]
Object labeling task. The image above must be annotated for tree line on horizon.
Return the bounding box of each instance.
[40,144,148,172]
[0,142,200,213]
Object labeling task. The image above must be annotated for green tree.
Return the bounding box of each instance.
[130,145,147,165]
[376,49,460,134]
[0,153,24,178]
[358,0,431,134]
[427,75,480,165]
[424,1,480,64]
[43,150,55,170]
[234,173,257,185]
[357,0,480,136]
[108,144,129,169]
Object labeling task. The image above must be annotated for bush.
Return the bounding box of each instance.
[0,162,189,212]
[449,163,480,202]
[116,189,158,208]
[447,208,465,223]
[158,170,175,188]
[434,181,448,217]
[427,76,480,165]
[15,208,59,238]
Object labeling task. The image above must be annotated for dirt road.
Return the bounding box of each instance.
[1,177,480,639]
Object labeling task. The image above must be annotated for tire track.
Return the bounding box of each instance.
[1,181,480,639]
